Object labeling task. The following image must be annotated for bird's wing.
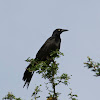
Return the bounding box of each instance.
[36,36,60,60]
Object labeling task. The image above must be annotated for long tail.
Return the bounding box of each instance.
[22,64,34,88]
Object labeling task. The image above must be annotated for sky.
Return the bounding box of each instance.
[0,0,100,100]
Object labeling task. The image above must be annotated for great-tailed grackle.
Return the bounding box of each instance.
[22,28,68,88]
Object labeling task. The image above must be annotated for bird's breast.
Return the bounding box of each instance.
[53,38,61,49]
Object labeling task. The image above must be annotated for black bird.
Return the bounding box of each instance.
[22,28,68,88]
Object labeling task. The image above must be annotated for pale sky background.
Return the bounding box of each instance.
[0,0,100,100]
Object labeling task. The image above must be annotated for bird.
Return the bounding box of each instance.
[22,28,68,88]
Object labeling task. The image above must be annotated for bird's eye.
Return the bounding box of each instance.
[58,29,61,31]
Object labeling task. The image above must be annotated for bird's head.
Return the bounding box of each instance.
[52,28,69,37]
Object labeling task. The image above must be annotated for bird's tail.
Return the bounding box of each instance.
[22,64,35,88]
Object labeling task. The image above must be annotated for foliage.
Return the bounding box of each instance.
[55,73,70,85]
[2,92,22,100]
[84,56,100,76]
[2,50,78,100]
[25,50,71,99]
[31,85,42,100]
[68,88,78,100]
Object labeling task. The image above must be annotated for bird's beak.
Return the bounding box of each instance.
[61,29,69,32]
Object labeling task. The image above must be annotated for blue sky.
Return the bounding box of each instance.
[0,0,100,100]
